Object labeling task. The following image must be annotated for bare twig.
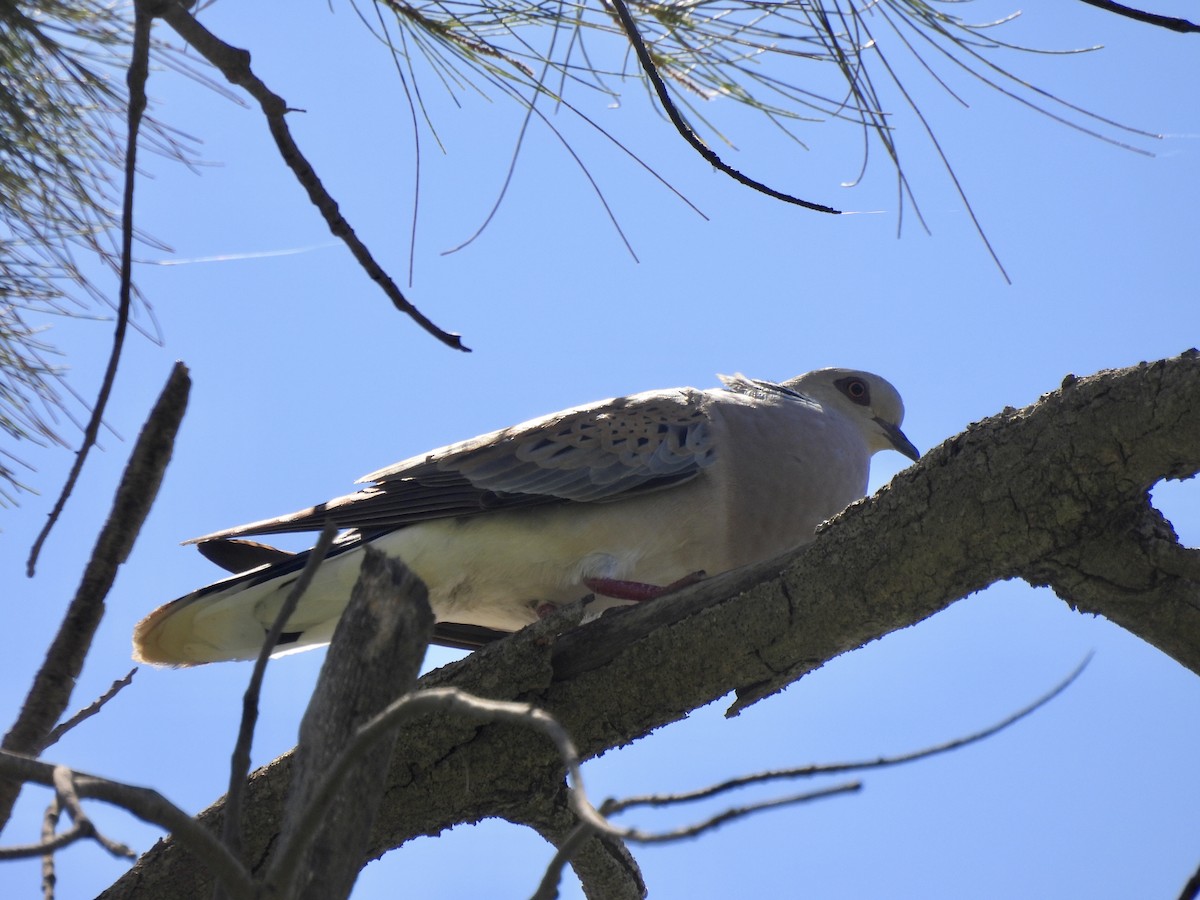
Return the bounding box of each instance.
[0,767,136,862]
[612,654,1091,814]
[0,820,88,861]
[218,522,339,884]
[26,0,156,576]
[41,795,59,900]
[1076,0,1199,33]
[606,0,839,215]
[0,363,191,830]
[157,0,469,352]
[530,781,859,900]
[0,750,256,900]
[531,656,1090,898]
[42,669,137,752]
[610,781,863,843]
[52,766,137,859]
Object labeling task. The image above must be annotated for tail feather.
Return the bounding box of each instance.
[136,533,519,666]
[133,540,367,666]
[196,538,299,574]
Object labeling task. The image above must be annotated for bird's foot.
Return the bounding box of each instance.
[583,571,706,602]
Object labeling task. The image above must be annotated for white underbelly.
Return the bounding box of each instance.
[376,493,715,631]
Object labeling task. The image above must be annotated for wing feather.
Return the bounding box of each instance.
[188,387,717,542]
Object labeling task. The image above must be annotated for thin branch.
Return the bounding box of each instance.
[612,654,1092,814]
[0,821,89,861]
[0,363,190,830]
[41,796,59,900]
[218,523,339,884]
[530,782,860,900]
[531,655,1089,898]
[1178,857,1200,900]
[0,750,256,900]
[1076,0,1199,33]
[157,0,469,352]
[620,781,862,844]
[606,0,839,215]
[25,0,155,576]
[0,767,136,862]
[42,669,137,752]
[52,766,137,859]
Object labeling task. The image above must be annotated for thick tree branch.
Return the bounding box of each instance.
[1024,502,1200,667]
[266,547,433,900]
[99,353,1200,899]
[1,363,190,829]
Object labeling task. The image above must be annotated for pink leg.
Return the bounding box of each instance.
[583,571,707,602]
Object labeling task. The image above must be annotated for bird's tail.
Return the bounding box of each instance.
[133,539,368,666]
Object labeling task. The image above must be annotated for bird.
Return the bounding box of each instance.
[133,368,919,666]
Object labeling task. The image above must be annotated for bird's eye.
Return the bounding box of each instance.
[835,376,871,406]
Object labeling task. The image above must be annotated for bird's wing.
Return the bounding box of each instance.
[188,387,718,542]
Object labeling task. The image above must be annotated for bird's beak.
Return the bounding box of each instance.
[875,418,921,462]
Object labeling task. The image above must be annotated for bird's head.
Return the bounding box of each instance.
[785,368,920,462]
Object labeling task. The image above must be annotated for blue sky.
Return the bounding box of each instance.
[3,1,1199,897]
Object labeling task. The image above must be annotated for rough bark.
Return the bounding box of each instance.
[98,353,1200,899]
[268,547,433,900]
[0,363,190,829]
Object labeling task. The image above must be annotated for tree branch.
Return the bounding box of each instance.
[518,786,645,900]
[605,0,840,215]
[0,750,255,900]
[1,363,190,829]
[266,547,433,900]
[531,781,859,900]
[1178,857,1200,900]
[609,654,1090,814]
[1077,0,1200,33]
[533,657,1085,897]
[41,670,137,753]
[217,523,338,885]
[99,353,1200,898]
[25,0,156,575]
[157,1,469,352]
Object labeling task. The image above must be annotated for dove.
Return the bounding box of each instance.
[133,368,919,665]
